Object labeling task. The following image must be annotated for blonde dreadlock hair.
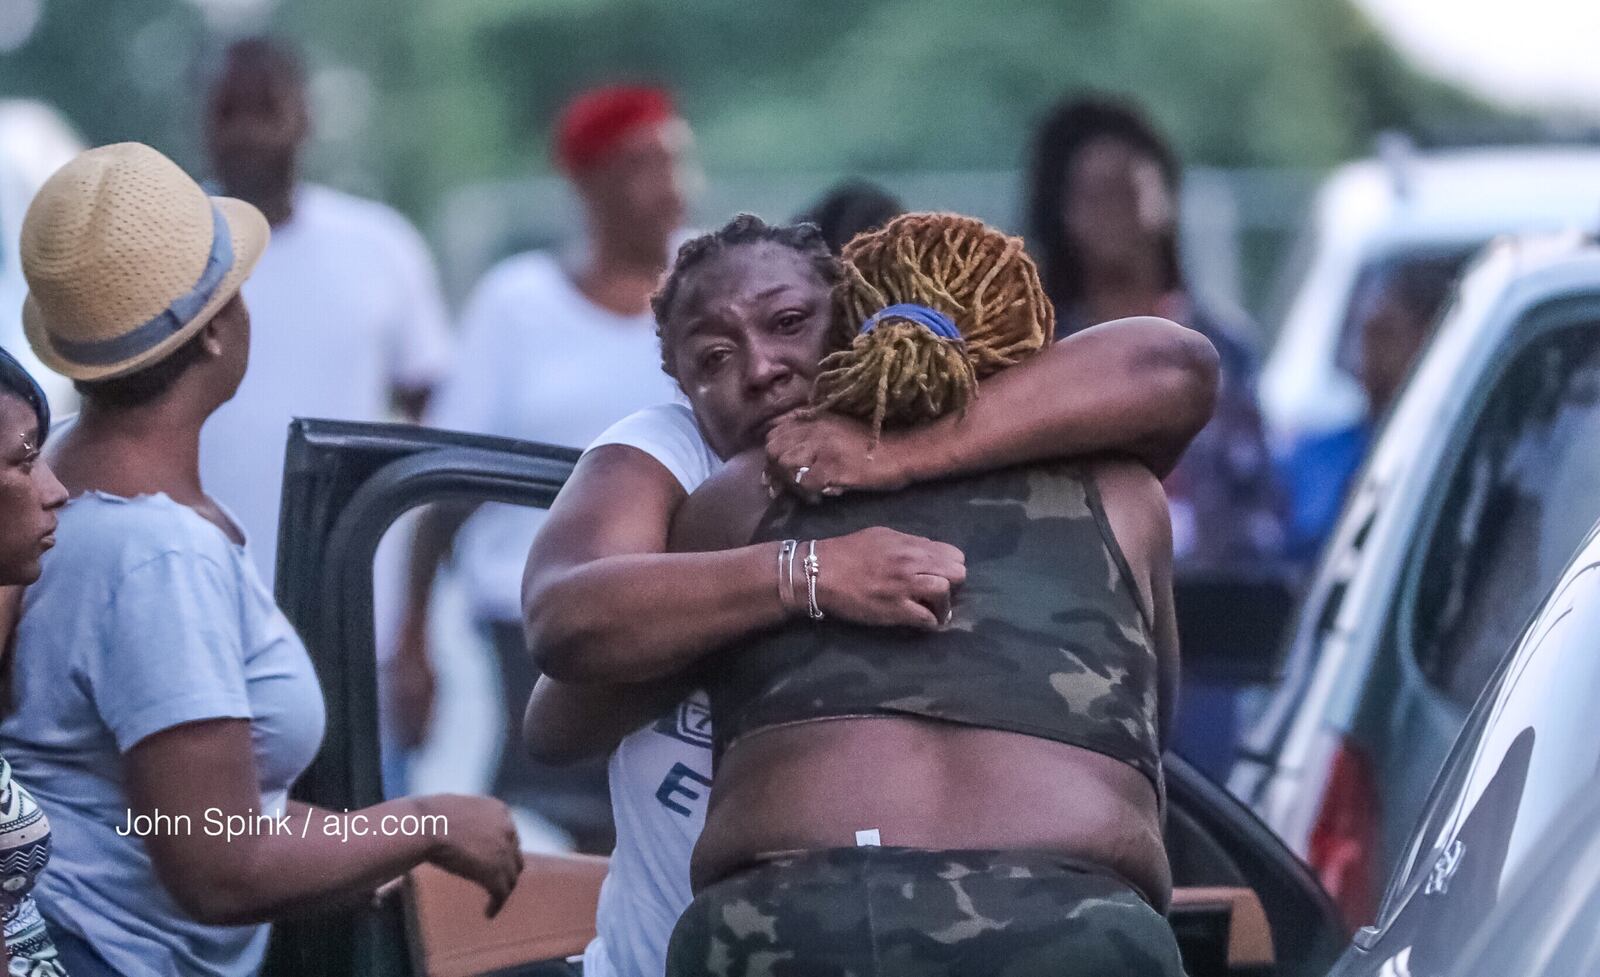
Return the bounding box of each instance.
[813,213,1053,437]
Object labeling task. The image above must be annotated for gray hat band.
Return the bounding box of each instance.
[51,204,236,367]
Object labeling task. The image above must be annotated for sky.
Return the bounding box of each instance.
[1357,0,1600,113]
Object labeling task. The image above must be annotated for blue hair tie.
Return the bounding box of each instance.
[859,303,962,341]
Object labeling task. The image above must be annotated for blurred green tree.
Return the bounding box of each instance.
[3,0,1532,231]
[0,0,209,165]
[365,0,1526,217]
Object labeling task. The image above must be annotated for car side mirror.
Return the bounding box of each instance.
[1174,570,1296,685]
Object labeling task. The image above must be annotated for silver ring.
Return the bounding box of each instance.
[794,466,811,485]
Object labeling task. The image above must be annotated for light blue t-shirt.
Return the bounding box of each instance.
[0,492,327,977]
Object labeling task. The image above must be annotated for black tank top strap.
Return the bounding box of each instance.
[1076,464,1154,632]
[1077,465,1168,817]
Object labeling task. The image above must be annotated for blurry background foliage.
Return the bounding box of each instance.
[0,0,1550,310]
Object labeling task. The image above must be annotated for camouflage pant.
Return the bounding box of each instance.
[665,847,1186,977]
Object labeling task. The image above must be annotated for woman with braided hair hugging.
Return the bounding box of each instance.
[524,212,1214,977]
[659,213,1186,977]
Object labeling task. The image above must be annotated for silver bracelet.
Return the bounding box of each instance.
[786,541,801,612]
[777,539,799,613]
[803,539,824,620]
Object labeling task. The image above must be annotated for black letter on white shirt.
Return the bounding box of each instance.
[656,763,713,817]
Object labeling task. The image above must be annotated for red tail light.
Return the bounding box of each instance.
[1306,738,1379,932]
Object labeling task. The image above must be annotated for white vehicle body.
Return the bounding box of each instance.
[1260,147,1600,447]
[1234,231,1600,928]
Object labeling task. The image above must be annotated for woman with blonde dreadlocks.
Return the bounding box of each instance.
[661,213,1185,977]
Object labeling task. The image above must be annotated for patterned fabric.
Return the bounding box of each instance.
[708,461,1162,795]
[1058,295,1287,569]
[1157,298,1286,571]
[0,757,63,977]
[666,847,1185,977]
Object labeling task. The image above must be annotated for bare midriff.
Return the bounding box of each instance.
[691,714,1171,910]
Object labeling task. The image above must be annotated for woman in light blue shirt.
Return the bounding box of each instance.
[3,144,522,977]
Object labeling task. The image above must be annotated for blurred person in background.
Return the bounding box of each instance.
[4,143,519,977]
[0,347,69,977]
[1025,93,1285,779]
[396,84,695,850]
[1280,257,1462,564]
[792,178,904,254]
[198,38,454,589]
[196,37,455,799]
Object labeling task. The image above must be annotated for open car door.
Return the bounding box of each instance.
[262,419,1345,977]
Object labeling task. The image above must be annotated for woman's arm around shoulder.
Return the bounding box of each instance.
[524,674,698,766]
[764,315,1219,500]
[668,450,770,553]
[523,445,968,762]
[521,444,793,684]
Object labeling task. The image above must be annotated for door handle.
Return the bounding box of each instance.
[1424,839,1465,896]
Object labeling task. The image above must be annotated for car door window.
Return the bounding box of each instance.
[1332,248,1478,381]
[393,495,623,853]
[1407,321,1600,707]
[267,421,586,977]
[272,420,1361,977]
[1373,529,1600,946]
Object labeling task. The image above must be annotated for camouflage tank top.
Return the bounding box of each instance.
[702,461,1162,795]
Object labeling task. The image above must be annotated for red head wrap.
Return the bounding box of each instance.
[554,85,677,174]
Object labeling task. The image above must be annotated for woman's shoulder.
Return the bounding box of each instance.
[1079,455,1161,486]
[1081,456,1167,509]
[587,402,718,494]
[1079,458,1171,551]
[589,402,701,453]
[671,449,767,552]
[56,492,238,577]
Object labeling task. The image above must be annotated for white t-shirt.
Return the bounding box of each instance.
[428,252,683,624]
[577,404,721,977]
[201,184,454,589]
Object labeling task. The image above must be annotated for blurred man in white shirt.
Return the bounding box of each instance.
[397,85,695,849]
[198,38,453,590]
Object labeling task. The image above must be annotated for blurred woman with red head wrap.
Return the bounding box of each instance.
[396,83,701,846]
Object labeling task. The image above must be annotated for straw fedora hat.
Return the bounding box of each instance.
[20,142,269,382]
